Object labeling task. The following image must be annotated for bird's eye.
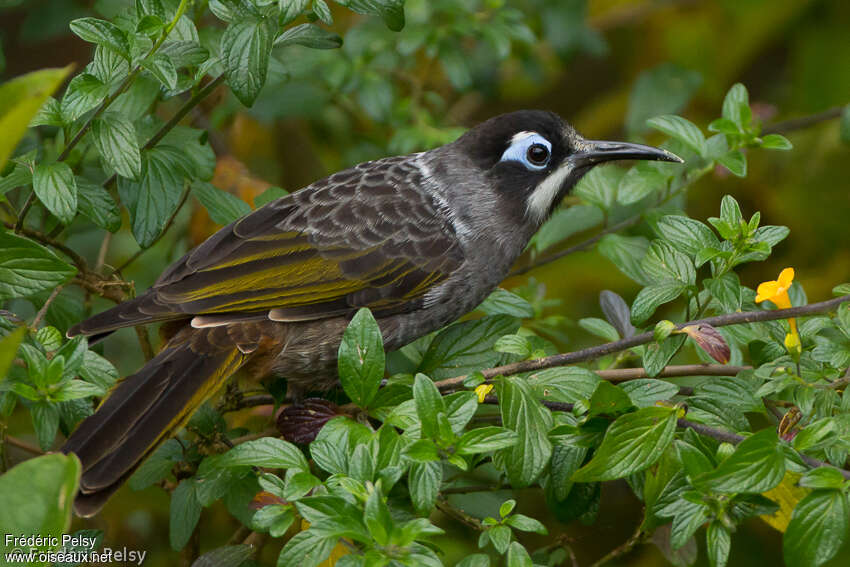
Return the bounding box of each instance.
[499,132,552,171]
[527,143,549,166]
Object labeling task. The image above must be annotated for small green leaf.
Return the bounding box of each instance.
[455,427,519,455]
[493,334,531,357]
[274,23,342,50]
[213,437,308,471]
[91,113,141,179]
[413,373,445,439]
[477,288,535,318]
[77,179,122,232]
[504,513,547,534]
[170,479,201,551]
[418,315,519,380]
[621,379,679,408]
[61,73,109,122]
[33,162,77,224]
[761,134,793,150]
[409,461,441,514]
[695,429,784,493]
[647,115,706,157]
[573,406,677,482]
[578,317,620,342]
[221,17,273,107]
[716,150,747,177]
[587,381,634,417]
[192,181,252,225]
[631,281,686,324]
[706,522,731,567]
[783,490,849,567]
[496,376,553,487]
[69,18,130,60]
[721,84,750,127]
[799,467,846,490]
[487,525,512,553]
[505,542,533,567]
[0,231,76,301]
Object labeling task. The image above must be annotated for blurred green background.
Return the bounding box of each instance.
[1,0,848,565]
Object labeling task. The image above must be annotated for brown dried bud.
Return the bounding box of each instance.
[276,398,341,444]
[681,324,731,364]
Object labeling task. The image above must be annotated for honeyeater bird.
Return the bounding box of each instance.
[61,110,681,515]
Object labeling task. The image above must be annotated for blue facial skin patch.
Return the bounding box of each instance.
[499,131,552,171]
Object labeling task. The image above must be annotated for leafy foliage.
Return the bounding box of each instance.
[0,1,849,566]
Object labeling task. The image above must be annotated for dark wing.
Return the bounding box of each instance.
[70,156,464,337]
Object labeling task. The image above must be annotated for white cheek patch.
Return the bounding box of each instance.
[525,160,575,223]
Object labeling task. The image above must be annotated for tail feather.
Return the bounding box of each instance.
[61,334,246,516]
[67,292,179,338]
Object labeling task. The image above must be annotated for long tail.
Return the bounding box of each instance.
[61,331,247,517]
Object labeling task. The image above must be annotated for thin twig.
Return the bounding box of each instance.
[762,105,846,135]
[31,285,64,329]
[4,223,88,273]
[596,364,749,383]
[135,326,155,361]
[434,295,850,391]
[5,435,44,454]
[588,526,646,567]
[436,496,483,530]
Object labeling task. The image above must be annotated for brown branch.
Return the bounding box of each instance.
[442,295,850,387]
[596,364,749,383]
[31,285,64,329]
[436,496,483,531]
[5,435,44,454]
[762,105,846,135]
[135,326,155,361]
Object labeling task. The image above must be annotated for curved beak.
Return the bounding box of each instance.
[571,140,683,167]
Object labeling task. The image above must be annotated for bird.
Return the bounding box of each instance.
[61,109,681,516]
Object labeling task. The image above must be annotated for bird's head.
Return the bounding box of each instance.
[453,110,682,225]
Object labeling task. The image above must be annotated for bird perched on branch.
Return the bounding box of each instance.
[61,110,681,515]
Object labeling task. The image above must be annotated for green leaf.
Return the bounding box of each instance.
[33,161,77,224]
[418,315,519,380]
[0,66,71,169]
[617,163,668,205]
[456,554,491,567]
[32,402,60,450]
[337,308,385,408]
[631,281,686,324]
[70,17,131,59]
[0,453,80,555]
[254,186,288,207]
[642,240,696,285]
[276,529,335,567]
[91,113,141,179]
[598,234,650,285]
[799,467,846,490]
[654,215,719,258]
[716,150,747,177]
[170,479,201,551]
[505,542,533,567]
[0,231,75,300]
[143,53,178,89]
[364,487,393,546]
[783,490,850,567]
[456,427,518,455]
[280,0,311,25]
[129,438,182,490]
[118,145,191,247]
[573,406,677,482]
[721,84,750,127]
[621,379,680,408]
[494,334,531,357]
[527,366,600,404]
[274,23,343,49]
[221,17,273,107]
[213,437,308,471]
[76,179,121,232]
[761,134,793,150]
[573,164,623,211]
[343,0,405,31]
[647,115,706,157]
[587,381,634,417]
[504,513,547,534]
[413,373,445,439]
[409,461,441,514]
[192,181,252,225]
[61,73,109,122]
[695,429,784,493]
[477,288,535,318]
[706,522,731,567]
[578,317,620,342]
[496,376,552,487]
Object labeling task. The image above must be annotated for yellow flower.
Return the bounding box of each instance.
[756,267,797,335]
[474,383,494,403]
[755,267,794,307]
